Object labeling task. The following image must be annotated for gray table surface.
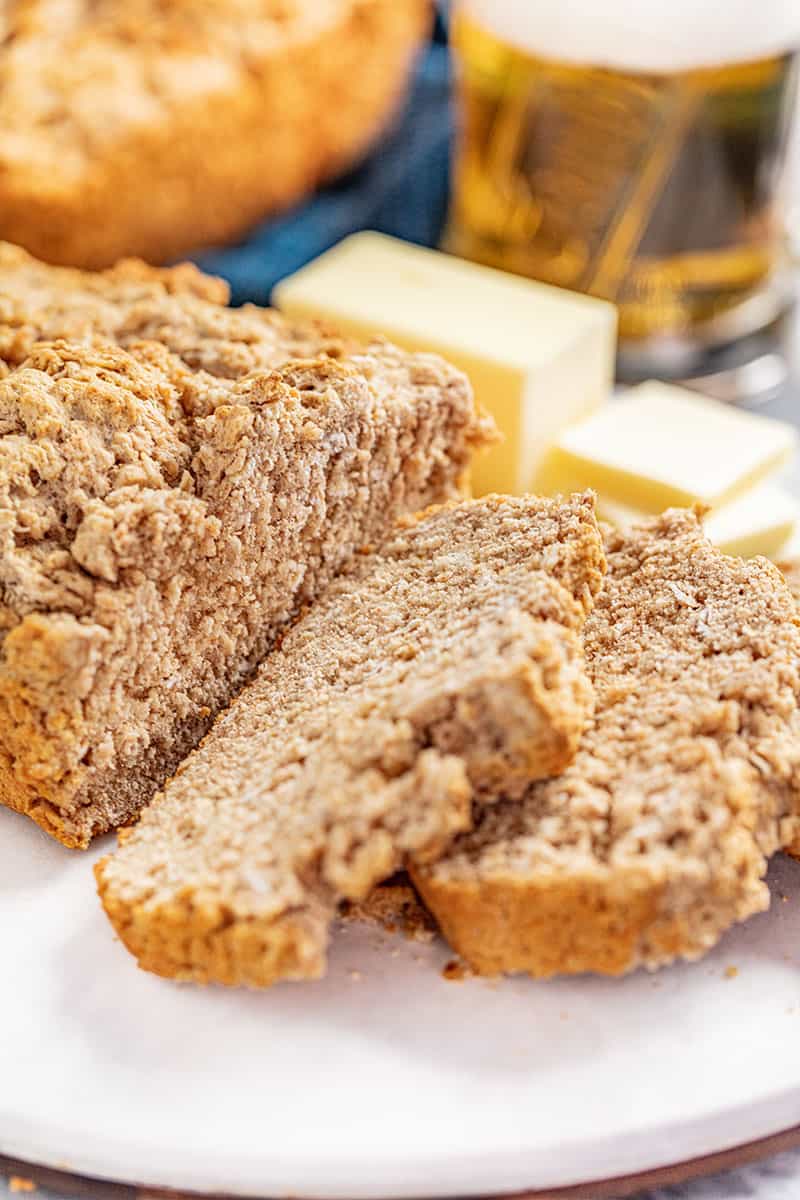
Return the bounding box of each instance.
[5,317,800,1200]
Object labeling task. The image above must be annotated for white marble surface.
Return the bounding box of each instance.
[641,1153,800,1200]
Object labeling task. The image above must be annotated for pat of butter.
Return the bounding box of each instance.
[274,233,617,496]
[599,483,800,560]
[534,381,798,512]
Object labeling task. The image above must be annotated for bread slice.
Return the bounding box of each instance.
[0,244,493,847]
[413,512,800,978]
[779,558,800,863]
[95,493,606,988]
[0,1,429,268]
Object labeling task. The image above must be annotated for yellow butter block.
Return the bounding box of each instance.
[534,381,798,512]
[274,233,617,495]
[598,483,800,559]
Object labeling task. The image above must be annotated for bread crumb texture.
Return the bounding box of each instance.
[442,958,472,982]
[779,558,800,862]
[414,512,800,978]
[96,493,605,988]
[339,877,438,943]
[0,242,494,846]
[780,560,800,608]
[0,0,430,266]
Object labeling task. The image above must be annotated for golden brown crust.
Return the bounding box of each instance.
[95,494,604,988]
[0,244,492,845]
[99,871,334,986]
[415,512,800,978]
[413,833,770,978]
[0,0,430,267]
[411,871,666,978]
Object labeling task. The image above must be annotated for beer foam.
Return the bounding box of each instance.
[462,0,800,71]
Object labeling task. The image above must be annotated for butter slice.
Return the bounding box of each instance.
[599,483,800,559]
[534,381,798,512]
[274,233,617,496]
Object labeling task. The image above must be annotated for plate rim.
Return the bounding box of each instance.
[4,1121,800,1200]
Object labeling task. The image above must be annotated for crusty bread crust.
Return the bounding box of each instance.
[101,760,470,987]
[0,244,492,846]
[413,838,772,979]
[0,0,430,267]
[415,512,800,977]
[95,494,605,988]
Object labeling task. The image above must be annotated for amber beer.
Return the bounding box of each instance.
[448,0,800,364]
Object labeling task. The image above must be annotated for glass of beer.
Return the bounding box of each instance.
[447,0,800,378]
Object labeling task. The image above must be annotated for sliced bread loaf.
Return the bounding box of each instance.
[414,512,800,977]
[95,494,605,988]
[0,244,493,846]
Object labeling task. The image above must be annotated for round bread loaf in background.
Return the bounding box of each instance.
[0,0,430,268]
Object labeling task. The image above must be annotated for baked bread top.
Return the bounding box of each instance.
[0,240,492,637]
[96,493,605,987]
[0,1,366,180]
[0,241,331,378]
[414,511,800,978]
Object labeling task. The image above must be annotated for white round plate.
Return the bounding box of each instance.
[4,807,800,1199]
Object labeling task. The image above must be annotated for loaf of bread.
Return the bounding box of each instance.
[0,243,492,847]
[0,0,429,267]
[413,512,800,977]
[95,494,605,988]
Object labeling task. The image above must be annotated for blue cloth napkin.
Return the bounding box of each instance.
[190,18,452,307]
